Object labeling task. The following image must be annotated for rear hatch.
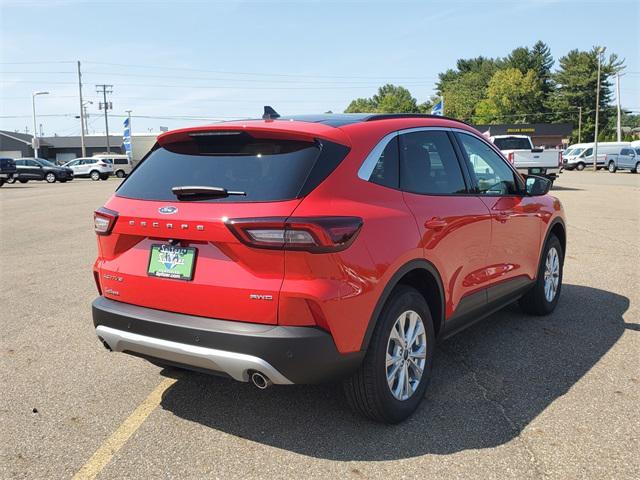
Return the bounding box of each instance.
[95,127,349,324]
[0,158,17,174]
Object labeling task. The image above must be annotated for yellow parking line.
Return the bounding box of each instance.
[72,377,177,480]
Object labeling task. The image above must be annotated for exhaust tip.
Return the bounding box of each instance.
[250,371,272,390]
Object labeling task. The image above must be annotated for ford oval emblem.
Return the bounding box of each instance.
[158,206,178,215]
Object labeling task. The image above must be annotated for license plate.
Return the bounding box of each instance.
[147,244,197,281]
[530,168,543,174]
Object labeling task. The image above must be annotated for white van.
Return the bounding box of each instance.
[562,143,590,166]
[564,142,629,171]
[94,154,132,178]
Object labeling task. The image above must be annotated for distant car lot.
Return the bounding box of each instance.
[1,171,638,479]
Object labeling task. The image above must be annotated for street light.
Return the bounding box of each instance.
[593,47,605,172]
[31,91,49,158]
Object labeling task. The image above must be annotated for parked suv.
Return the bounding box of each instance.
[94,154,132,178]
[0,157,17,186]
[64,157,113,180]
[92,113,566,423]
[7,158,74,183]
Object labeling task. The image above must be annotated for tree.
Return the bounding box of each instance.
[435,56,501,120]
[344,84,420,113]
[549,46,624,142]
[474,68,543,124]
[503,41,554,121]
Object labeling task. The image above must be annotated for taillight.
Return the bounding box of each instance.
[507,152,514,164]
[226,217,363,253]
[94,207,118,235]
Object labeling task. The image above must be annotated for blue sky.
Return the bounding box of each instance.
[1,0,638,135]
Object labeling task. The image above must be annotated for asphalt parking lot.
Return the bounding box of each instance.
[1,171,639,479]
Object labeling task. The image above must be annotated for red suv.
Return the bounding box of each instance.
[92,112,566,423]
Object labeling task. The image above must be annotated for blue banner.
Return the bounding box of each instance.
[431,98,443,116]
[123,117,132,158]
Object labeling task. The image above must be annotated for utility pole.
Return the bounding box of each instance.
[31,91,49,158]
[77,61,86,157]
[615,73,622,142]
[593,47,604,172]
[578,107,582,143]
[96,84,113,153]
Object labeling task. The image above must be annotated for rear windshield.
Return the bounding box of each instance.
[493,137,531,150]
[116,133,348,202]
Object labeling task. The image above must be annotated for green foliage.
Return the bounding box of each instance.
[548,46,624,142]
[474,68,543,124]
[342,42,627,143]
[344,84,420,113]
[435,56,501,120]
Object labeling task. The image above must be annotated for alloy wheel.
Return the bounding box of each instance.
[386,310,427,401]
[46,173,56,183]
[544,247,560,302]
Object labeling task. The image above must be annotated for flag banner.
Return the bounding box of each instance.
[123,118,132,159]
[431,99,443,116]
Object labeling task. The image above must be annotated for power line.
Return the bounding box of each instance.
[82,61,432,80]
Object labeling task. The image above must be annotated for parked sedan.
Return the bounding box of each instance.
[6,158,74,184]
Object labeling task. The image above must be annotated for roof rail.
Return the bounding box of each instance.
[364,113,472,126]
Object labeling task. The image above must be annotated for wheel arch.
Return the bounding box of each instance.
[545,217,566,259]
[359,259,445,351]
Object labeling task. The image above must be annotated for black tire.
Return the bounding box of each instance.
[100,174,109,181]
[90,170,101,181]
[18,179,28,184]
[576,162,585,171]
[608,161,617,173]
[45,172,57,183]
[519,234,563,316]
[0,179,4,187]
[59,179,67,183]
[633,162,639,174]
[343,285,436,424]
[115,170,125,178]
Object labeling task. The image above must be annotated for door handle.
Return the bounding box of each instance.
[495,211,510,223]
[424,218,448,230]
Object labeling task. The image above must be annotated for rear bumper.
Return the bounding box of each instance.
[92,296,363,384]
[516,166,559,176]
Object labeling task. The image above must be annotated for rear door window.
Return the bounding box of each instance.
[116,132,348,202]
[399,130,467,195]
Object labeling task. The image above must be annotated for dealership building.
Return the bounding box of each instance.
[473,123,574,148]
[0,130,123,163]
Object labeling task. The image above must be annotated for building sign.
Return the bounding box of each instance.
[506,127,536,133]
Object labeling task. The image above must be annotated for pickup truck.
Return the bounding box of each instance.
[0,157,17,187]
[491,135,562,183]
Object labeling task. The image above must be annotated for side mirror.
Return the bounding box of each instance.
[525,175,551,196]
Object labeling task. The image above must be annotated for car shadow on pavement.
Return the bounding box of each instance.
[158,284,630,461]
[551,185,583,191]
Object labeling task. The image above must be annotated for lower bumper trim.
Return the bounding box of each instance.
[96,325,293,384]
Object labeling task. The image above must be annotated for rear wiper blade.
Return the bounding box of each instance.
[171,186,247,199]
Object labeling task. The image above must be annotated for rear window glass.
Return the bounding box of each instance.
[116,133,346,202]
[492,137,531,150]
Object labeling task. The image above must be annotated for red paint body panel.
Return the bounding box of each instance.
[94,117,566,356]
